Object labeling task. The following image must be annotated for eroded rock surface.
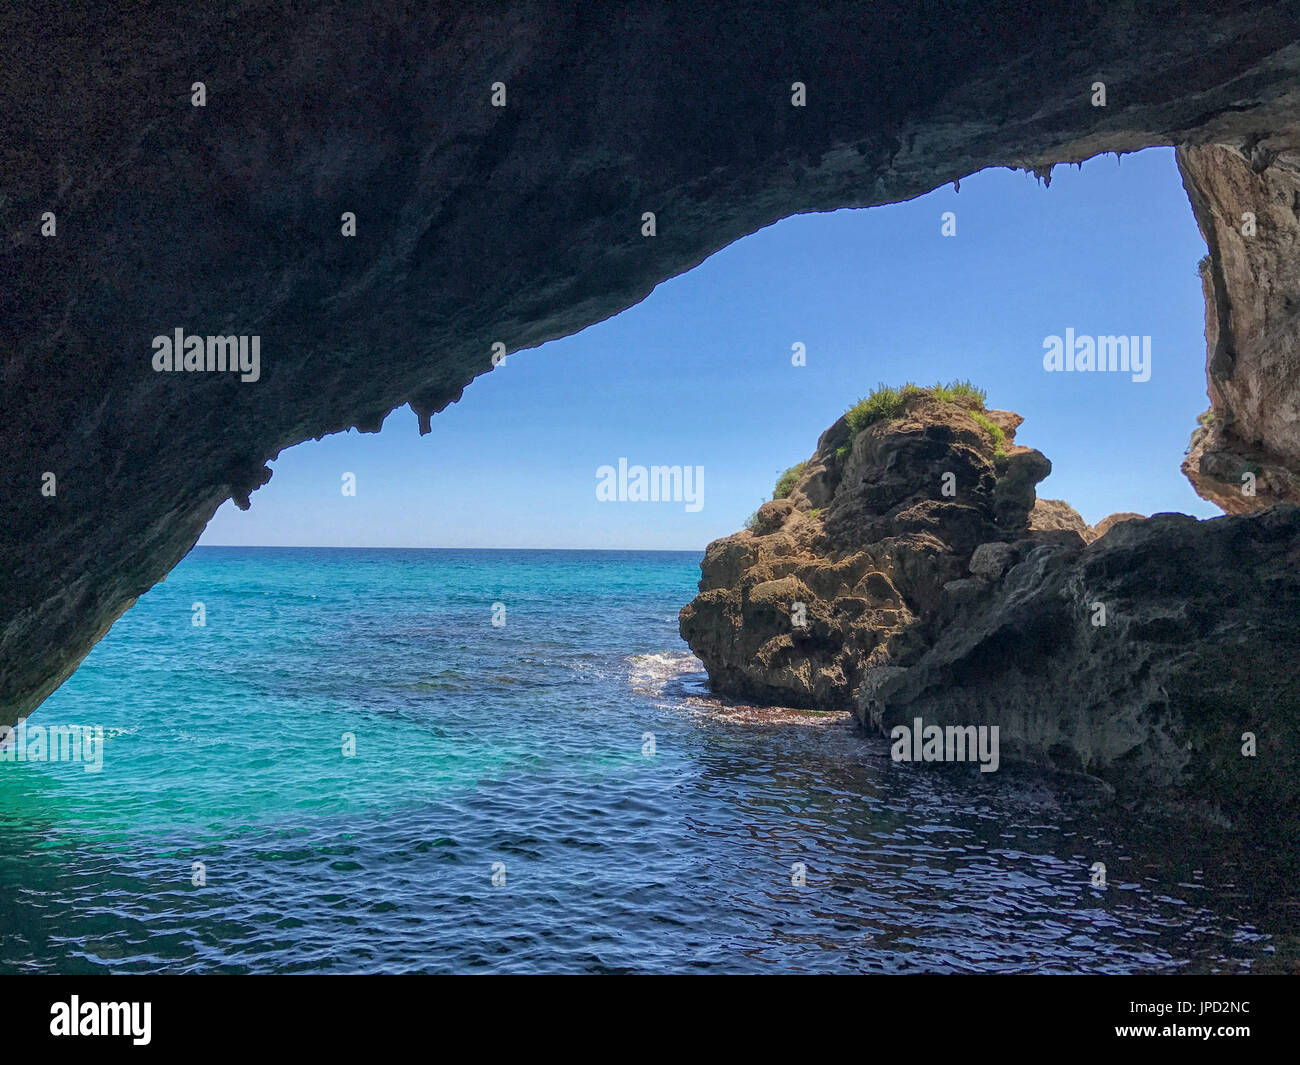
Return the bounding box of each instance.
[1180,144,1300,511]
[680,393,1049,708]
[3,3,1300,722]
[863,508,1300,822]
[1029,500,1148,544]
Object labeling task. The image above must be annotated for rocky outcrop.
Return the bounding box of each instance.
[681,393,1300,820]
[862,508,1300,819]
[4,4,1300,724]
[680,392,1050,708]
[1089,511,1145,540]
[1028,499,1090,540]
[1180,144,1300,511]
[1029,499,1148,543]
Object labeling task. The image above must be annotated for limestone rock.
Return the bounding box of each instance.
[968,542,1017,581]
[1089,512,1145,541]
[1179,145,1300,512]
[680,390,1048,709]
[1030,499,1089,535]
[862,507,1300,823]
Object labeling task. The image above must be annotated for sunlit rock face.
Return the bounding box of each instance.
[1180,145,1300,512]
[679,393,1047,709]
[3,2,1300,723]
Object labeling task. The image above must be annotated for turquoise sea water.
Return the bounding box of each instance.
[0,547,1292,973]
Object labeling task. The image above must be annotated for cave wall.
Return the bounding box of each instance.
[1180,144,1300,510]
[3,1,1300,725]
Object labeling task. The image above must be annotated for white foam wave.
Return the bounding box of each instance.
[626,651,706,695]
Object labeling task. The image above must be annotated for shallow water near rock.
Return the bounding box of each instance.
[0,547,1292,973]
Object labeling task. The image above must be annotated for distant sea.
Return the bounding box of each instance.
[0,547,1290,973]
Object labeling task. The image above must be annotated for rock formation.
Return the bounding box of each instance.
[1179,145,1300,512]
[680,389,1300,823]
[3,3,1300,724]
[680,391,1048,708]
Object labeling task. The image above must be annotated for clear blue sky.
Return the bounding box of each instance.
[201,147,1216,550]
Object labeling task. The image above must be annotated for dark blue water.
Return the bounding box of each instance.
[0,548,1291,973]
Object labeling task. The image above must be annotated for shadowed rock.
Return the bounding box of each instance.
[863,507,1300,828]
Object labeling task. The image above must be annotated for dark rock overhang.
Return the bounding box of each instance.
[2,1,1300,723]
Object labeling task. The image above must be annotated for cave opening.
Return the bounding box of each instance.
[10,144,1298,978]
[7,0,1300,984]
[199,146,1215,553]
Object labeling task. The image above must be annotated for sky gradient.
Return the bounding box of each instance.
[201,147,1215,550]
